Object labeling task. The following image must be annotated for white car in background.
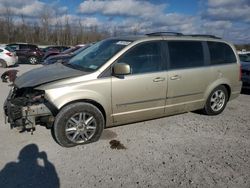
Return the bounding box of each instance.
[0,46,18,68]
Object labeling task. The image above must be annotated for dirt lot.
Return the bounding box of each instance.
[0,65,249,188]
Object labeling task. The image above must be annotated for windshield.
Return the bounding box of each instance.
[67,39,131,72]
[72,45,90,55]
[239,54,250,62]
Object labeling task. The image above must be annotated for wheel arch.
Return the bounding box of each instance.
[0,58,7,67]
[222,84,231,101]
[59,99,107,125]
[0,58,6,62]
[204,80,232,103]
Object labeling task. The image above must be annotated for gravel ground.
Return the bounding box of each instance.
[0,65,249,188]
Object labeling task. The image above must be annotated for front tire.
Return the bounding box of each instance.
[53,102,104,147]
[203,85,228,115]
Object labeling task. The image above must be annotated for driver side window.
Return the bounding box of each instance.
[117,41,163,74]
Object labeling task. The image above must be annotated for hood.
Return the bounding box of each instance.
[15,63,88,88]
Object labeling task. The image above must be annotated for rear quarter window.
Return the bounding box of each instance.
[5,46,14,52]
[207,42,236,65]
[7,44,18,50]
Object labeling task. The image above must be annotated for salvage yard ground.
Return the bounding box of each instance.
[0,65,250,188]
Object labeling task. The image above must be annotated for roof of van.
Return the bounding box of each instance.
[111,33,225,43]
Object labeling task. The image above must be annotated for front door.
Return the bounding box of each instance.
[111,41,167,125]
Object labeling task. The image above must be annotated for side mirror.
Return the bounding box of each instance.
[113,63,131,75]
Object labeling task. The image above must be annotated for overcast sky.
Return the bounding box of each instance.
[0,0,249,43]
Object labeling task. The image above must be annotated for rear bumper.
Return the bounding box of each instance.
[5,57,18,66]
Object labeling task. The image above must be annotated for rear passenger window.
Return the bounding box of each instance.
[29,45,38,50]
[208,42,236,65]
[117,41,163,74]
[19,44,29,50]
[168,41,204,69]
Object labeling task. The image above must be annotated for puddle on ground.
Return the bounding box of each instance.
[109,140,127,150]
[100,129,118,140]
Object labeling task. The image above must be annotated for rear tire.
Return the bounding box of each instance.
[203,85,228,115]
[28,56,38,64]
[53,102,104,147]
[0,60,7,68]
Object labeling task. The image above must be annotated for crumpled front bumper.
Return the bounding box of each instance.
[4,89,52,130]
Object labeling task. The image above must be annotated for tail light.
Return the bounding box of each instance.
[6,52,13,57]
[239,64,242,81]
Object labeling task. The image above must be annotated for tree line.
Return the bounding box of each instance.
[0,9,109,46]
[0,8,249,48]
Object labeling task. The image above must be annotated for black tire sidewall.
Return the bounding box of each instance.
[0,60,7,68]
[53,102,104,147]
[204,85,228,115]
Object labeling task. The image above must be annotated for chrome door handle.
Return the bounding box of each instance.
[170,75,181,80]
[153,77,165,82]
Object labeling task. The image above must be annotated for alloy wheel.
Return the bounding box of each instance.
[29,57,37,64]
[65,112,97,144]
[210,90,226,112]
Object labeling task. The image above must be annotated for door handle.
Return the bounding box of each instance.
[170,75,181,80]
[153,77,165,82]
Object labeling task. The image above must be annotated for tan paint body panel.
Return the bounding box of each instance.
[36,36,242,128]
[166,67,212,113]
[111,71,167,125]
[38,74,113,126]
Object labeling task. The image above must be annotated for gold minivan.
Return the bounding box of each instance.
[4,32,242,147]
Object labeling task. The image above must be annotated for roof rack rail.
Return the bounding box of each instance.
[146,32,183,36]
[146,32,221,39]
[186,34,221,39]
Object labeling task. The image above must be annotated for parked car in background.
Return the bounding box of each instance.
[6,43,43,64]
[0,46,18,68]
[42,45,70,53]
[238,50,250,55]
[239,53,250,89]
[42,45,70,59]
[42,45,84,61]
[42,45,91,65]
[4,33,242,147]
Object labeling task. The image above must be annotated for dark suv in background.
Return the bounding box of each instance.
[239,53,250,89]
[7,43,43,64]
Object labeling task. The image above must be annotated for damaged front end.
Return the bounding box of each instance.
[4,87,55,133]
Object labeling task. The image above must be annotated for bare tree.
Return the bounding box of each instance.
[40,7,52,44]
[2,6,14,43]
